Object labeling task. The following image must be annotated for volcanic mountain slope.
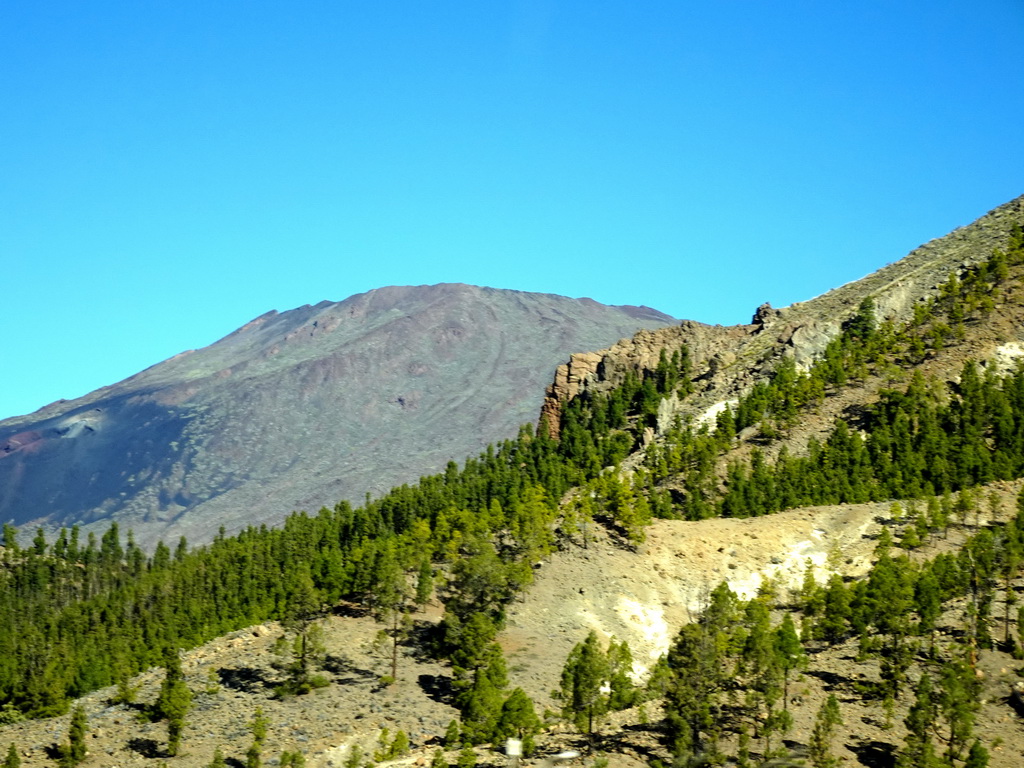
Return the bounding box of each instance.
[0,284,675,548]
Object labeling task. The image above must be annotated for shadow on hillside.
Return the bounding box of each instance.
[406,619,443,663]
[43,744,64,761]
[847,739,895,767]
[333,601,370,619]
[593,513,641,553]
[418,673,455,705]
[805,668,858,692]
[841,402,874,431]
[105,697,149,716]
[621,721,661,736]
[217,665,273,693]
[1005,689,1024,718]
[323,654,376,685]
[127,737,163,758]
[782,739,809,760]
[596,736,662,764]
[602,723,666,764]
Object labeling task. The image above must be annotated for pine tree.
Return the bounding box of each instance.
[456,745,476,768]
[390,731,409,758]
[899,524,921,550]
[2,744,18,768]
[743,598,787,756]
[606,639,638,711]
[1,524,18,556]
[560,631,609,739]
[898,674,938,768]
[369,543,409,682]
[156,649,192,756]
[914,570,942,642]
[560,493,591,548]
[937,660,980,763]
[343,746,363,768]
[1001,536,1020,649]
[807,695,841,768]
[415,557,434,607]
[493,688,541,754]
[964,740,989,768]
[164,683,192,756]
[449,612,504,729]
[374,729,410,761]
[208,747,227,768]
[246,708,269,768]
[459,658,506,744]
[818,574,851,643]
[277,565,327,693]
[58,706,87,768]
[664,619,727,764]
[799,561,824,617]
[773,613,806,710]
[443,719,461,749]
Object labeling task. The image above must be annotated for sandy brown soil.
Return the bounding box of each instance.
[505,502,885,708]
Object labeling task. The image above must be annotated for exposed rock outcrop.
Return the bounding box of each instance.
[751,301,781,328]
[541,194,1024,437]
[540,321,749,437]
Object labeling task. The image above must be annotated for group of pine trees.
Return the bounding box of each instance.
[558,631,639,740]
[0,431,581,719]
[658,484,1024,767]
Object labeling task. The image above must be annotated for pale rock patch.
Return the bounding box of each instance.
[504,501,887,710]
[991,341,1024,375]
[694,399,739,429]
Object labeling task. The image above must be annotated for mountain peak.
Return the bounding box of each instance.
[0,287,676,548]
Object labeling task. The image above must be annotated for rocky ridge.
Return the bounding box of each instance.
[541,194,1024,440]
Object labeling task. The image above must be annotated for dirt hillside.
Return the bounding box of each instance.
[505,503,884,704]
[8,488,1024,768]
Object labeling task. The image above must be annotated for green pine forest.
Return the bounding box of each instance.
[2,226,1024,766]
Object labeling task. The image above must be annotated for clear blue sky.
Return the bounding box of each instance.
[3,1,1022,420]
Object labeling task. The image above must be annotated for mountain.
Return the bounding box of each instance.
[0,284,675,548]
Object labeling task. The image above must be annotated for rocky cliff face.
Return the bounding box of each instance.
[0,284,676,548]
[538,321,748,437]
[541,194,1024,435]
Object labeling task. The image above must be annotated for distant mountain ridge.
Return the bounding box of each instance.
[0,284,675,547]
